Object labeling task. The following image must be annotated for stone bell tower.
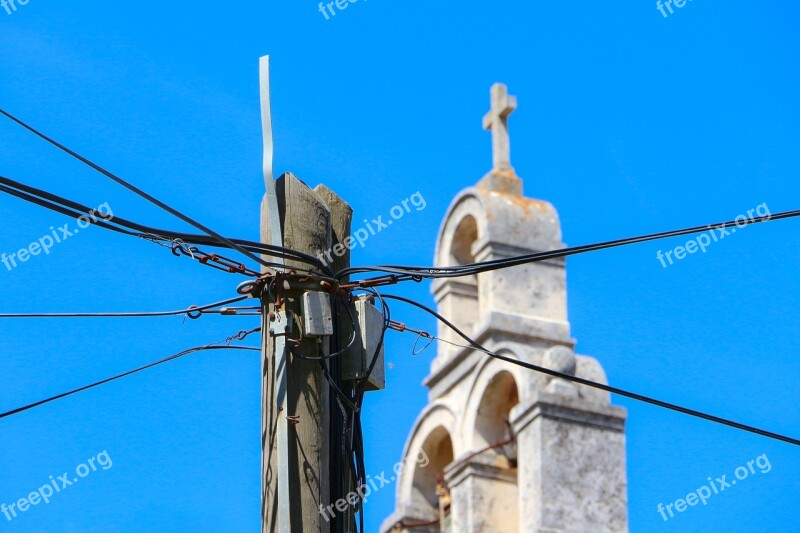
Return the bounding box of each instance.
[381,84,628,533]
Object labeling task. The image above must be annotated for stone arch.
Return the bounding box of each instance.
[433,187,564,269]
[449,214,479,266]
[431,188,566,350]
[433,192,487,269]
[431,193,487,346]
[444,356,522,533]
[412,427,454,511]
[461,354,525,452]
[394,402,459,521]
[474,370,519,451]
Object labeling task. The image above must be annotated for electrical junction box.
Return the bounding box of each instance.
[302,291,334,337]
[342,298,385,391]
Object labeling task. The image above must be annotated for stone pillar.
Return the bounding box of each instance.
[431,277,478,356]
[511,392,628,533]
[473,238,568,326]
[444,455,519,532]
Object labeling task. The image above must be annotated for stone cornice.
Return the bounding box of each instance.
[511,391,627,434]
[444,456,517,489]
[424,310,574,397]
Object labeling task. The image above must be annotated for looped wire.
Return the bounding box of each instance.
[226,327,262,345]
[412,332,434,355]
[170,239,196,259]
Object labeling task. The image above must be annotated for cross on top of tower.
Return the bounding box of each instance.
[478,83,522,196]
[483,83,517,173]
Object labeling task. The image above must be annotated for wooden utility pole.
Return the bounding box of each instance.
[316,185,355,532]
[259,56,354,533]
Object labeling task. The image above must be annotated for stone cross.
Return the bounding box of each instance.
[482,83,517,172]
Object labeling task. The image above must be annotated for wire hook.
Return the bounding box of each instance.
[186,306,202,320]
[412,332,434,355]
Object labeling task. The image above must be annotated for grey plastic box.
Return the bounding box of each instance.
[342,299,385,391]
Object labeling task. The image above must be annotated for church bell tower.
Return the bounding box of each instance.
[382,84,629,533]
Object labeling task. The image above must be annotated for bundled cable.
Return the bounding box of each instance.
[0,108,284,272]
[336,209,800,280]
[0,175,330,275]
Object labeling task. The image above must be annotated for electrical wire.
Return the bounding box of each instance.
[0,109,283,272]
[292,297,358,361]
[381,293,800,448]
[0,329,261,421]
[392,517,441,530]
[389,426,516,531]
[0,181,321,276]
[0,175,330,274]
[352,288,390,404]
[323,293,360,533]
[337,209,800,280]
[318,358,359,413]
[347,287,391,533]
[0,295,250,318]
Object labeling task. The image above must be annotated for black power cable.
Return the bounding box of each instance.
[0,295,250,318]
[0,175,330,273]
[381,293,800,448]
[346,287,391,533]
[337,209,800,280]
[0,339,261,421]
[0,109,306,273]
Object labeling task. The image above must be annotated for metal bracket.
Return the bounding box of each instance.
[260,55,292,533]
[269,311,292,533]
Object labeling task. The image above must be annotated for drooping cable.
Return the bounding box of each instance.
[0,295,250,318]
[0,109,301,272]
[0,175,329,274]
[382,294,800,448]
[0,328,262,421]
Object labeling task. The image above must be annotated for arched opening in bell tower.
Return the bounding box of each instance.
[410,426,454,521]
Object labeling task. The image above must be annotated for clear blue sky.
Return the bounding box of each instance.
[1,1,798,531]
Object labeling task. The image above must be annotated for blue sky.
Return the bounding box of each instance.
[0,1,798,531]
